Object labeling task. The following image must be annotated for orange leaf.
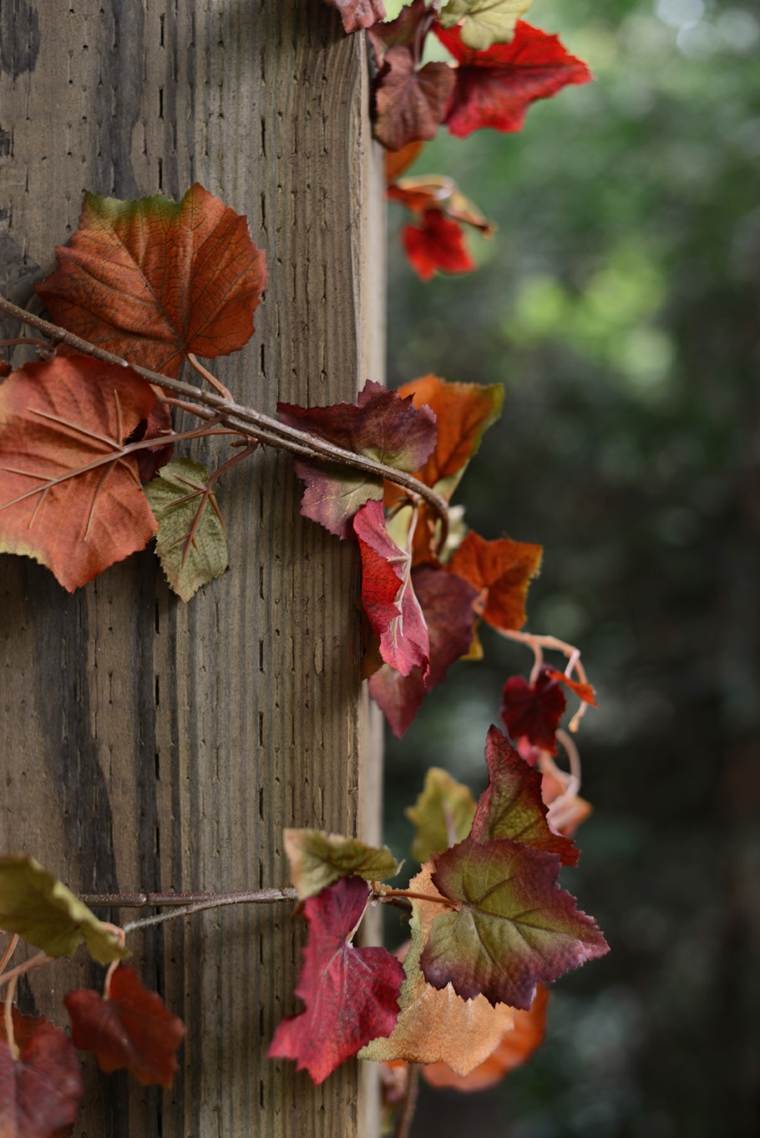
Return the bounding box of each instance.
[0,355,158,591]
[422,984,549,1091]
[37,183,266,376]
[385,141,425,184]
[449,530,542,631]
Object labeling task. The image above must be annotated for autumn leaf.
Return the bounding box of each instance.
[134,401,174,484]
[65,965,185,1087]
[403,210,474,281]
[0,356,159,592]
[37,183,266,376]
[284,829,399,900]
[389,175,495,235]
[423,983,549,1090]
[406,768,476,863]
[543,666,597,707]
[438,0,534,51]
[448,531,542,631]
[0,856,127,965]
[501,669,567,753]
[369,0,429,60]
[469,727,578,866]
[374,49,456,152]
[437,21,592,138]
[385,141,425,184]
[324,0,386,34]
[269,877,404,1084]
[421,836,608,1008]
[369,567,477,737]
[354,499,429,677]
[145,458,229,602]
[360,865,514,1073]
[277,380,436,539]
[0,1005,84,1138]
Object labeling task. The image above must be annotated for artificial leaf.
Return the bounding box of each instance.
[325,0,386,34]
[269,877,404,1084]
[501,669,566,753]
[448,531,542,632]
[37,183,266,376]
[0,1005,83,1138]
[406,768,476,862]
[0,356,158,592]
[438,0,534,51]
[360,866,514,1073]
[437,21,592,138]
[354,499,429,677]
[284,828,399,900]
[389,175,495,235]
[145,458,229,602]
[385,141,425,184]
[277,380,436,539]
[469,727,578,866]
[403,210,474,281]
[369,0,428,59]
[369,567,477,737]
[0,856,127,965]
[541,764,592,838]
[374,49,456,152]
[423,983,549,1090]
[65,965,185,1087]
[421,837,608,1008]
[543,666,597,707]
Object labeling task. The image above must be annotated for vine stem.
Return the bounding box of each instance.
[0,295,450,549]
[395,1063,421,1138]
[0,952,50,991]
[0,935,19,978]
[3,974,18,1059]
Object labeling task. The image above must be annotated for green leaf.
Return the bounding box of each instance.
[405,768,476,862]
[284,829,400,899]
[145,459,229,602]
[439,0,534,50]
[0,856,128,964]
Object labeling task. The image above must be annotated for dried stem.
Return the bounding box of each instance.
[0,935,19,978]
[0,295,450,549]
[3,974,18,1059]
[0,952,51,991]
[395,1063,421,1138]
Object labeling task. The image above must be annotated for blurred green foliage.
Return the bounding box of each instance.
[382,1,760,1135]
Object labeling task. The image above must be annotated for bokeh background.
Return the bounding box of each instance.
[381,0,760,1135]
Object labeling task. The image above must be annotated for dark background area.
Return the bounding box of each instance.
[381,0,760,1134]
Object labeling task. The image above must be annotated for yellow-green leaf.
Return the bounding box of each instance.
[439,0,534,50]
[145,459,229,602]
[0,856,127,964]
[284,830,400,899]
[406,768,476,863]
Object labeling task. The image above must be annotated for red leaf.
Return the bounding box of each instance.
[389,176,495,235]
[448,531,542,631]
[543,666,597,707]
[470,726,578,866]
[133,401,174,484]
[501,669,567,753]
[37,183,267,377]
[403,210,475,281]
[375,49,455,151]
[436,21,592,138]
[0,362,11,378]
[277,380,436,539]
[0,355,158,591]
[0,1005,83,1138]
[269,877,404,1084]
[369,566,477,736]
[324,0,386,33]
[65,965,185,1088]
[353,500,429,677]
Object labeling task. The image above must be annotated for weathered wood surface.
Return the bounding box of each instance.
[0,2,384,1135]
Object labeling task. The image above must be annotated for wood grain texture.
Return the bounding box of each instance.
[0,1,385,1135]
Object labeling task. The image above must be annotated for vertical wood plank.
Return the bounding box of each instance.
[0,2,384,1135]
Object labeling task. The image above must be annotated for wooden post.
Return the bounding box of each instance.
[0,2,384,1135]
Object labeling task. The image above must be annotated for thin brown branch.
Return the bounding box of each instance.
[395,1063,421,1138]
[82,888,299,909]
[0,295,450,548]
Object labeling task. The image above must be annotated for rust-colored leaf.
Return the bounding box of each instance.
[375,49,456,151]
[0,355,158,592]
[0,1004,83,1138]
[448,531,542,631]
[37,184,266,376]
[385,141,425,184]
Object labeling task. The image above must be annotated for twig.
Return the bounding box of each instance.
[82,888,298,909]
[187,352,233,401]
[395,1063,421,1138]
[0,295,450,549]
[3,974,18,1059]
[0,935,19,978]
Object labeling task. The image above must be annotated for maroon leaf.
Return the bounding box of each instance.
[369,0,430,62]
[65,965,185,1088]
[0,1005,83,1138]
[374,48,456,151]
[436,21,592,139]
[403,210,475,281]
[369,566,477,736]
[470,726,578,866]
[277,380,436,539]
[269,876,404,1084]
[501,669,567,753]
[325,0,386,34]
[353,499,429,677]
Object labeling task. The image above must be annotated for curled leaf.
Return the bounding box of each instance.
[0,856,127,965]
[284,829,400,900]
[438,0,534,51]
[406,768,476,863]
